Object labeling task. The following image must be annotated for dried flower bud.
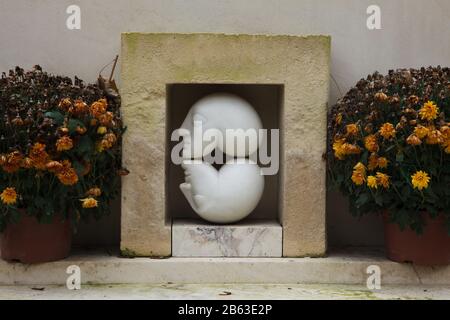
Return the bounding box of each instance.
[406,134,422,146]
[86,187,102,197]
[408,95,419,104]
[58,98,72,112]
[374,92,388,102]
[76,126,87,135]
[46,161,63,173]
[118,168,130,176]
[58,127,69,135]
[11,117,24,126]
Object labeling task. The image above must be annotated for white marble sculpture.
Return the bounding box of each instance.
[177,93,265,223]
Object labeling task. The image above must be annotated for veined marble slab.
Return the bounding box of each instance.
[172,219,282,257]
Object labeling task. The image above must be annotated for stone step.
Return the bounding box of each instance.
[0,247,448,285]
[1,284,449,300]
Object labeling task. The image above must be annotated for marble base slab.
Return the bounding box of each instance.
[172,219,282,257]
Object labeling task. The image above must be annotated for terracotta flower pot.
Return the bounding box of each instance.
[383,212,450,266]
[0,212,72,264]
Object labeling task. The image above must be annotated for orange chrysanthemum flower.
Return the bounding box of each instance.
[364,135,379,153]
[0,187,17,205]
[379,123,396,139]
[71,99,88,115]
[2,151,24,173]
[99,111,114,126]
[56,136,74,152]
[29,142,50,170]
[56,160,79,186]
[90,98,107,118]
[376,172,390,188]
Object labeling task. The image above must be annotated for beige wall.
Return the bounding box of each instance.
[1,0,449,246]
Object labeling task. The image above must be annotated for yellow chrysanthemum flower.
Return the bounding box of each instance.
[364,134,379,153]
[414,125,429,139]
[351,171,365,185]
[368,153,379,171]
[376,172,390,188]
[346,123,359,136]
[411,170,430,190]
[351,162,366,185]
[377,157,388,169]
[1,187,17,205]
[353,162,366,174]
[367,175,378,189]
[80,197,98,209]
[379,123,396,139]
[341,143,361,155]
[97,126,107,135]
[419,101,439,121]
[332,138,346,160]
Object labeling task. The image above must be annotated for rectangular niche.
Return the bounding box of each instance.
[121,33,329,257]
[166,83,283,224]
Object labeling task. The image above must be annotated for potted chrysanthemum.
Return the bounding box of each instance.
[328,66,450,265]
[0,65,125,263]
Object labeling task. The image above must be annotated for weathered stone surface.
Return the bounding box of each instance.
[4,247,449,285]
[172,219,282,257]
[121,33,330,257]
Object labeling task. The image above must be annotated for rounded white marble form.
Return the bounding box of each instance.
[180,159,264,224]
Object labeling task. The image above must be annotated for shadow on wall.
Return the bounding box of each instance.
[73,188,385,247]
[73,197,121,247]
[326,191,384,247]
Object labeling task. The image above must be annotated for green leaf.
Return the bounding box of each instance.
[44,111,64,125]
[72,160,85,176]
[355,193,370,208]
[68,119,85,134]
[76,135,94,156]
